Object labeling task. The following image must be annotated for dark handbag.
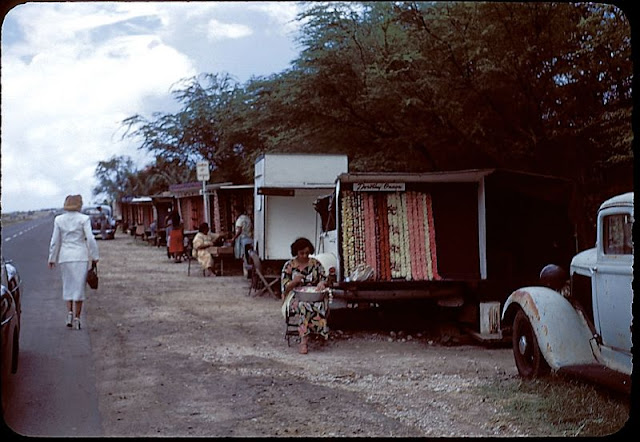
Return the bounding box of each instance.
[87,262,99,289]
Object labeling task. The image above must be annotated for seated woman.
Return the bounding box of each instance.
[192,222,225,276]
[280,237,328,355]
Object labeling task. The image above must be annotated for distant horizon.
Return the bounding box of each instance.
[3,208,60,214]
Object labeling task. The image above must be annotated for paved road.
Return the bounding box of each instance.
[2,216,103,437]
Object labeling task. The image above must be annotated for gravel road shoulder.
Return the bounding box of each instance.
[86,235,628,437]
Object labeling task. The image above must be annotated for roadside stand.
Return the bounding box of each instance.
[209,243,234,276]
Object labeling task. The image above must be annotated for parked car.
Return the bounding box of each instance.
[1,257,22,412]
[501,192,633,394]
[82,205,116,239]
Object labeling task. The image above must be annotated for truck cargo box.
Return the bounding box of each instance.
[254,153,349,261]
[315,169,576,306]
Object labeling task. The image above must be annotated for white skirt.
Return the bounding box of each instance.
[60,261,89,301]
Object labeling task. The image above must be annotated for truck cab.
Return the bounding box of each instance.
[502,192,633,393]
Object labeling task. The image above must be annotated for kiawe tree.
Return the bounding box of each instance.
[109,1,630,234]
[92,155,137,204]
[121,73,251,184]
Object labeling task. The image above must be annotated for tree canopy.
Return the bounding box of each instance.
[107,1,632,233]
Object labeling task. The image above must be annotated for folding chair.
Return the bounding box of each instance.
[247,250,280,297]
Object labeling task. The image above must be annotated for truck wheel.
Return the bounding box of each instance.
[512,309,550,378]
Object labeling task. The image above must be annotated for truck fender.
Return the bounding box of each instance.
[502,286,597,370]
[312,252,337,273]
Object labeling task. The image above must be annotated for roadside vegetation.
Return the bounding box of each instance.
[1,210,55,227]
[92,2,632,250]
[478,375,631,437]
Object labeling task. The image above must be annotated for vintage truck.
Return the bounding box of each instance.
[501,192,633,393]
[82,204,117,239]
[313,169,578,340]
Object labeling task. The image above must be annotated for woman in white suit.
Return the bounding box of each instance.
[48,195,99,330]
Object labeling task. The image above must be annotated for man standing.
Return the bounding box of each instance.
[232,204,253,260]
[97,206,108,240]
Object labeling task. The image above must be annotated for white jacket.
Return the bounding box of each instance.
[48,211,99,264]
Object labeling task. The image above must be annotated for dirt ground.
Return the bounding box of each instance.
[85,234,619,437]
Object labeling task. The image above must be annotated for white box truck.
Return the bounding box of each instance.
[253,153,349,262]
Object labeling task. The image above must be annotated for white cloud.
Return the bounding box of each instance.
[1,3,196,212]
[1,1,305,212]
[206,18,253,41]
[249,1,302,34]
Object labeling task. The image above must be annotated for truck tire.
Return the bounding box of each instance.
[512,309,550,378]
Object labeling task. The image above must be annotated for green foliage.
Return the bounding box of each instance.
[92,154,196,202]
[111,1,631,237]
[120,73,250,183]
[92,155,137,203]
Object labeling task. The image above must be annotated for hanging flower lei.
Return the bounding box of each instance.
[349,191,358,276]
[385,193,394,278]
[398,192,410,280]
[419,193,432,280]
[396,192,405,279]
[339,189,442,282]
[341,191,354,277]
[376,193,389,281]
[363,193,376,277]
[386,193,399,279]
[407,191,420,281]
[370,193,378,278]
[372,193,382,280]
[356,192,366,267]
[416,192,428,281]
[361,193,370,270]
[425,193,440,280]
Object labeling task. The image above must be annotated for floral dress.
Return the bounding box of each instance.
[192,232,215,270]
[281,257,329,339]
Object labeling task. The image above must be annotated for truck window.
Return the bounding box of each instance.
[603,214,633,255]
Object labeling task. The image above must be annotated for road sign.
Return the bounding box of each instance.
[196,161,210,181]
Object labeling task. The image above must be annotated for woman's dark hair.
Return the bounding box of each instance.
[198,222,209,233]
[290,237,314,256]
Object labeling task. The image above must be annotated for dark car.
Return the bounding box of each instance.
[1,257,22,412]
[82,205,116,239]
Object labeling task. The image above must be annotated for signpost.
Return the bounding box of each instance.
[196,161,211,227]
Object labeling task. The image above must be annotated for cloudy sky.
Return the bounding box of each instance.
[1,1,305,213]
